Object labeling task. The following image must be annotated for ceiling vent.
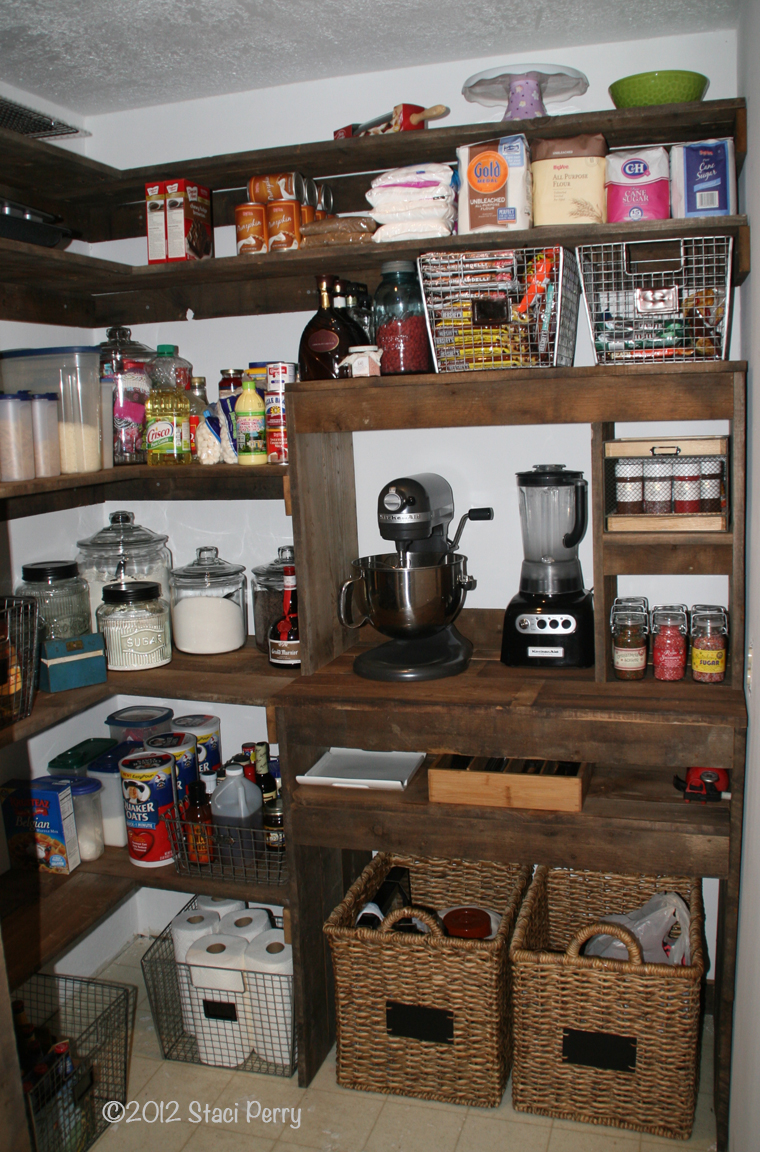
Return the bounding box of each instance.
[0,95,90,139]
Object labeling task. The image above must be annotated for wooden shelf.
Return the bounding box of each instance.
[601,531,735,575]
[0,463,289,521]
[0,639,297,750]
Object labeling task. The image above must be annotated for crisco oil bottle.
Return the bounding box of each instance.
[145,345,192,465]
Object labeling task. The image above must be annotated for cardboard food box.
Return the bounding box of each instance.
[0,778,81,873]
[166,180,213,261]
[39,634,107,694]
[145,182,167,263]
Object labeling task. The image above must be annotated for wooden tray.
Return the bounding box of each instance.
[427,755,592,813]
[606,512,727,532]
[604,435,728,458]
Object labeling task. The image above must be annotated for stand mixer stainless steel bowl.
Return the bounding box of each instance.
[339,474,493,681]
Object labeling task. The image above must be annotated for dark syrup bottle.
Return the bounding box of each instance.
[298,275,358,380]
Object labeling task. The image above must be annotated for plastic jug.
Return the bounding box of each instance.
[210,764,262,868]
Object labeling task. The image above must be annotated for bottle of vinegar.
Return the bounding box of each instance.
[268,564,300,666]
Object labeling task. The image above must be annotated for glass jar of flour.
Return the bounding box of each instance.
[77,510,172,631]
[169,547,247,654]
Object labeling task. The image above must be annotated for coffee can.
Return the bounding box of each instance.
[248,172,305,204]
[235,202,268,254]
[265,201,301,251]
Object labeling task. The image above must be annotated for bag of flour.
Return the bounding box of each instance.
[606,147,670,222]
[531,134,608,225]
[457,135,532,234]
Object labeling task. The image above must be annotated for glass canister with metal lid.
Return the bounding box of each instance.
[77,510,172,632]
[99,327,156,466]
[169,547,247,654]
[15,561,91,640]
[97,581,172,670]
[251,545,295,653]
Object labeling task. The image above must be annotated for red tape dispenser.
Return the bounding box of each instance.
[674,766,731,803]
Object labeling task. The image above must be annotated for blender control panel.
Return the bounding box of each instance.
[515,614,577,634]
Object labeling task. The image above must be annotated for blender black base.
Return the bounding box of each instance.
[354,625,473,682]
[501,589,595,669]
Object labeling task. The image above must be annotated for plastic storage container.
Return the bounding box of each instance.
[0,346,102,473]
[251,546,295,653]
[15,561,92,642]
[86,741,133,846]
[48,737,117,778]
[30,393,61,477]
[97,581,172,670]
[106,704,173,743]
[77,510,172,632]
[49,775,104,861]
[100,327,156,466]
[170,546,247,654]
[0,393,35,481]
[373,261,431,375]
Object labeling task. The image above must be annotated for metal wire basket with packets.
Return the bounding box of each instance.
[576,236,733,364]
[418,247,581,373]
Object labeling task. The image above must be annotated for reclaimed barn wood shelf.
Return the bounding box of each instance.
[0,462,289,520]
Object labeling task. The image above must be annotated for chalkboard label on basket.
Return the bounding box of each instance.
[203,999,238,1023]
[562,1028,637,1073]
[386,1001,454,1045]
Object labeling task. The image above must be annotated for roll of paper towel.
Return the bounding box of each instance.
[216,908,271,943]
[244,929,294,1067]
[171,909,221,1035]
[196,895,246,917]
[186,933,253,1067]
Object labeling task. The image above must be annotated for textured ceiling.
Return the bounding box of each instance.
[0,0,740,115]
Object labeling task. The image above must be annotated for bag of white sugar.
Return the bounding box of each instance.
[457,135,532,233]
[606,147,670,222]
[670,139,736,217]
[531,134,608,226]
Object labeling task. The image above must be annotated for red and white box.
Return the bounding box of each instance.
[146,182,167,264]
[165,180,213,261]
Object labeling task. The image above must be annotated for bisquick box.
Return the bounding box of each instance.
[0,778,81,874]
[145,179,214,264]
[457,135,532,233]
[670,139,737,218]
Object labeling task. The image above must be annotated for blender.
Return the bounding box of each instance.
[338,474,493,681]
[501,464,594,668]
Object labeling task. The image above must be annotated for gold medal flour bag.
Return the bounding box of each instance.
[457,135,532,233]
[531,134,608,226]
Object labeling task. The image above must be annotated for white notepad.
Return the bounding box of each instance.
[295,748,425,791]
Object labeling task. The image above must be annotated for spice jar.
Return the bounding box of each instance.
[673,457,701,514]
[651,610,688,681]
[51,776,104,861]
[615,460,644,515]
[169,546,247,654]
[612,611,648,680]
[691,612,728,683]
[373,261,431,375]
[77,511,172,632]
[644,459,673,515]
[251,545,295,653]
[97,581,172,670]
[15,561,91,641]
[701,458,724,513]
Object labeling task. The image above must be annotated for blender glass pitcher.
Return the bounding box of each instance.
[517,465,588,594]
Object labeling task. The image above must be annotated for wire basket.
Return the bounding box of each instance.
[164,814,288,886]
[576,236,733,363]
[13,973,135,1152]
[0,596,39,730]
[142,896,296,1077]
[418,246,580,373]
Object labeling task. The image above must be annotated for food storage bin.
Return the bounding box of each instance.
[251,545,294,653]
[86,740,133,846]
[0,346,102,473]
[105,704,174,743]
[13,972,135,1152]
[170,546,247,654]
[50,775,105,861]
[15,561,91,641]
[510,867,705,1139]
[97,581,172,670]
[48,737,117,777]
[0,393,35,481]
[77,510,172,632]
[324,853,530,1106]
[30,393,61,477]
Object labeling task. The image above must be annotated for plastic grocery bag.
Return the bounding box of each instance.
[584,892,691,965]
[369,163,456,190]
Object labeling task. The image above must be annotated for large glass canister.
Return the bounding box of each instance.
[77,511,172,632]
[373,261,431,375]
[100,327,156,466]
[251,545,295,653]
[15,561,91,640]
[169,546,247,654]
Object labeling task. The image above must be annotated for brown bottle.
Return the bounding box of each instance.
[185,779,214,864]
[268,564,300,666]
[298,275,357,380]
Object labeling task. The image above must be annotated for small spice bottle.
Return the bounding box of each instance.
[612,611,649,680]
[701,458,725,514]
[644,459,673,515]
[615,460,644,515]
[263,796,285,854]
[185,779,214,864]
[691,612,728,683]
[673,457,701,514]
[96,581,172,670]
[651,610,688,681]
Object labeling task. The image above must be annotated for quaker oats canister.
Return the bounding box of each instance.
[119,749,175,867]
[173,714,222,793]
[145,731,199,811]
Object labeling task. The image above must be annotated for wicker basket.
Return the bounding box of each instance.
[324,853,530,1107]
[510,867,705,1139]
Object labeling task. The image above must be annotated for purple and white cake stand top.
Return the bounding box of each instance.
[462,63,589,121]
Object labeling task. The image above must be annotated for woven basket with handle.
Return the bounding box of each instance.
[510,867,705,1139]
[324,852,530,1106]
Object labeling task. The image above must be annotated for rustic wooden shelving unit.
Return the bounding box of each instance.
[0,96,749,1152]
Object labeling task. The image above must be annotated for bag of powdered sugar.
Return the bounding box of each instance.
[606,147,670,222]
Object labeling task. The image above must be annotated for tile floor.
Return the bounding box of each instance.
[92,936,718,1152]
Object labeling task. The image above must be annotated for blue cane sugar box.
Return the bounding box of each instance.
[0,778,81,873]
[670,138,737,217]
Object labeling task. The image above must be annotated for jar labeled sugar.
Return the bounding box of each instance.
[97,581,172,670]
[691,612,728,683]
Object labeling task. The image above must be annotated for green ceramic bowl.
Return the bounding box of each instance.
[609,70,709,109]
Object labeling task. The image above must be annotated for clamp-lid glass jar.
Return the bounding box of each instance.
[691,612,728,683]
[15,561,91,641]
[97,581,172,670]
[77,511,172,632]
[169,547,247,654]
[611,611,649,680]
[373,261,431,375]
[251,545,294,653]
[651,610,688,681]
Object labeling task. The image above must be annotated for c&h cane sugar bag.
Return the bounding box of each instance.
[606,147,670,222]
[457,135,532,233]
[531,134,608,226]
